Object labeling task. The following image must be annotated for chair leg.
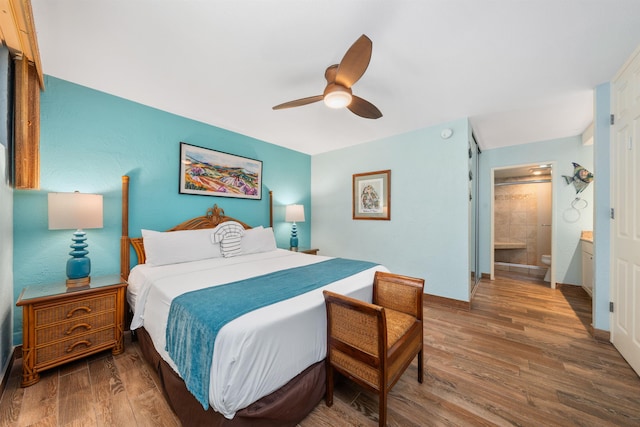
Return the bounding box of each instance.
[378,390,387,427]
[325,363,334,407]
[418,348,423,383]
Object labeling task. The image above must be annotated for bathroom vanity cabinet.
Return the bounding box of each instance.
[581,240,594,298]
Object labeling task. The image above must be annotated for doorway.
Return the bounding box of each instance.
[491,163,555,288]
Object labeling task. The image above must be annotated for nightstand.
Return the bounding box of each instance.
[16,274,127,387]
[290,247,319,255]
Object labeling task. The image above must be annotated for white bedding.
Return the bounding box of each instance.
[127,248,387,419]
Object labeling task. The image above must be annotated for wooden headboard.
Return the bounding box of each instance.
[120,175,273,280]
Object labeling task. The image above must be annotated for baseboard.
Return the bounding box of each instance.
[555,282,579,288]
[0,345,20,400]
[424,293,470,311]
[481,272,491,279]
[591,326,611,343]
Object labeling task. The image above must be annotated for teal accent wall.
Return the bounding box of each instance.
[479,136,594,286]
[0,47,13,377]
[312,118,471,302]
[593,83,611,331]
[12,76,310,345]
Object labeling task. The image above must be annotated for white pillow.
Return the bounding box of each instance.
[141,228,222,266]
[212,221,246,258]
[241,227,277,255]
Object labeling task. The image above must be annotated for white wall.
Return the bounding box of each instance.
[593,82,611,331]
[312,118,471,302]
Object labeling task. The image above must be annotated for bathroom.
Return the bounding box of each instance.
[494,164,552,280]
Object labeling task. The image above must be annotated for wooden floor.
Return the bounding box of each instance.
[2,274,639,426]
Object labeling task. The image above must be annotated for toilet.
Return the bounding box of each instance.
[541,254,551,282]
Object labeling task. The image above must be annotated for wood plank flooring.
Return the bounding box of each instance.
[2,273,639,426]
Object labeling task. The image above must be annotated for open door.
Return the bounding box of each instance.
[610,46,640,375]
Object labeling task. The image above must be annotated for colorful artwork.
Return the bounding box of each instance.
[179,142,262,200]
[359,181,383,213]
[562,162,593,194]
[353,170,391,220]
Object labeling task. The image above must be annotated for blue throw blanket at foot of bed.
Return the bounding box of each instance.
[166,257,379,409]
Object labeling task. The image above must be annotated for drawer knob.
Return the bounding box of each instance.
[66,306,92,318]
[66,340,92,353]
[65,323,92,335]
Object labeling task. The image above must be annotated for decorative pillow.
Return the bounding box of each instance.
[212,221,246,258]
[141,228,222,266]
[241,227,277,255]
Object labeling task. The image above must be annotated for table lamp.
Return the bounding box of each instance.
[48,192,103,288]
[285,204,305,251]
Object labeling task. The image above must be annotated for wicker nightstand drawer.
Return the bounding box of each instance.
[35,327,116,366]
[34,293,116,326]
[36,311,116,344]
[17,275,127,387]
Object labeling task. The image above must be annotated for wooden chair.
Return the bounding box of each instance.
[323,271,424,427]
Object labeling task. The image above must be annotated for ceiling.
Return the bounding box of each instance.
[31,1,640,155]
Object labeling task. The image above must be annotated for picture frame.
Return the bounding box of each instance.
[352,169,391,220]
[179,142,262,200]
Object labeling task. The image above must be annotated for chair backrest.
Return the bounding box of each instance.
[373,271,424,320]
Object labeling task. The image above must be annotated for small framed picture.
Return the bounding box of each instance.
[352,170,391,220]
[179,142,262,200]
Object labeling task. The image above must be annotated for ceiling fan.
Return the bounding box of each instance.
[272,34,382,119]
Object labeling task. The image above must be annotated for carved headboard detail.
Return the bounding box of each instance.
[121,175,273,280]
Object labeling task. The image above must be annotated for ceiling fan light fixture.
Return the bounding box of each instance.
[323,83,353,109]
[324,90,352,109]
[273,35,381,118]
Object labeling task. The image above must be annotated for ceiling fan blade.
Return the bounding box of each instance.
[348,96,382,119]
[335,35,372,88]
[272,95,324,110]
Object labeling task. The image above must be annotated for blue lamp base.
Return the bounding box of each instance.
[289,222,299,251]
[66,229,92,288]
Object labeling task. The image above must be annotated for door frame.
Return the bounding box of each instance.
[490,162,556,289]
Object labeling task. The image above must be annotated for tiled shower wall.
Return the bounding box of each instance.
[494,178,552,275]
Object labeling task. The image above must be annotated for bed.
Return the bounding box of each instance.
[119,176,388,426]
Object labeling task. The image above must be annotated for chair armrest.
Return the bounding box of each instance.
[373,271,424,320]
[323,290,385,360]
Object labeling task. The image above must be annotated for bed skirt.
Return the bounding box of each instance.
[136,327,326,426]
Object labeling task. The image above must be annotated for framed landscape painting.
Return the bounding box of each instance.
[352,169,391,220]
[179,142,262,200]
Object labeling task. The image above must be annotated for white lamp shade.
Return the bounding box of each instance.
[285,204,305,222]
[324,90,352,109]
[48,192,104,230]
